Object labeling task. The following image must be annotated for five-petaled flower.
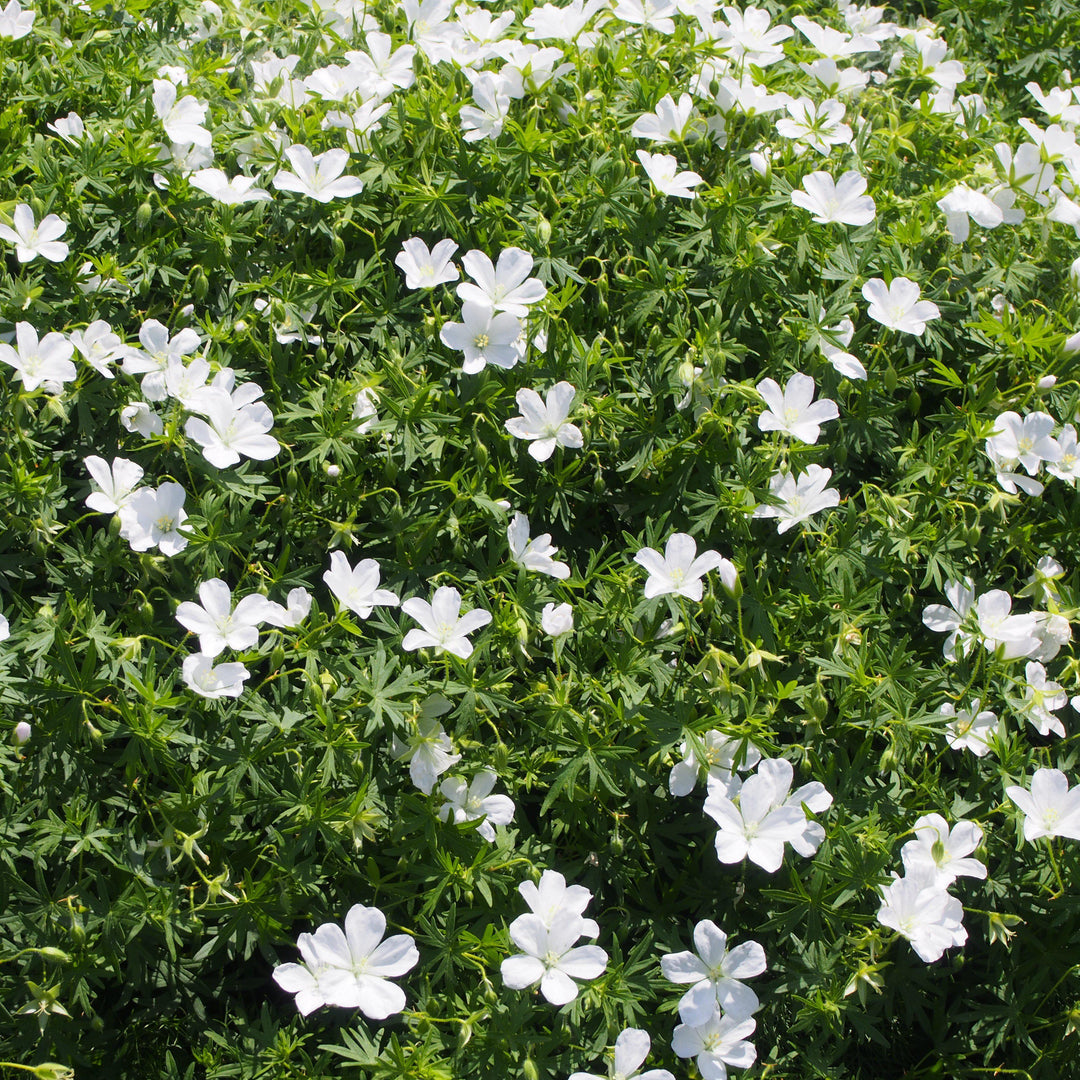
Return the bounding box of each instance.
[402,586,492,659]
[0,203,69,262]
[634,533,736,601]
[504,382,583,461]
[861,277,941,336]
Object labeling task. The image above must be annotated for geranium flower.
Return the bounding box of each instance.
[939,700,998,757]
[122,319,203,402]
[438,770,515,840]
[501,913,607,1005]
[69,320,124,378]
[121,401,165,438]
[716,3,792,64]
[152,79,211,146]
[520,869,600,935]
[876,870,967,962]
[119,482,189,556]
[457,247,547,316]
[661,920,766,1024]
[185,394,280,468]
[861,278,941,336]
[922,578,977,659]
[936,184,1004,242]
[272,146,365,202]
[775,97,852,155]
[262,587,313,629]
[189,168,272,205]
[612,0,677,34]
[755,372,839,444]
[569,1028,674,1080]
[752,465,840,533]
[0,322,77,392]
[460,73,511,142]
[274,904,419,1019]
[669,731,761,798]
[631,93,699,143]
[634,533,735,601]
[0,203,69,262]
[176,579,275,658]
[671,1013,757,1080]
[541,602,574,637]
[0,0,34,39]
[439,302,523,374]
[47,111,84,142]
[790,171,875,226]
[507,512,570,579]
[984,411,1060,478]
[1006,768,1080,841]
[392,702,461,794]
[1047,425,1080,484]
[505,382,583,461]
[84,456,143,514]
[181,654,251,699]
[1019,661,1067,736]
[323,551,400,619]
[900,814,987,886]
[636,150,705,199]
[395,237,459,289]
[401,586,492,659]
[815,313,864,379]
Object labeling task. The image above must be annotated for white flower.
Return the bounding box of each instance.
[661,920,766,1024]
[392,702,461,794]
[395,237,459,289]
[182,654,251,698]
[118,482,189,556]
[703,757,808,873]
[507,512,570,579]
[817,314,864,380]
[189,168,272,205]
[671,1013,757,1080]
[716,3,792,64]
[457,247,547,316]
[985,411,1061,478]
[775,97,852,155]
[636,150,705,199]
[541,602,574,638]
[438,770,515,840]
[1019,660,1068,737]
[0,322,76,392]
[176,579,275,658]
[401,586,492,659]
[519,868,599,935]
[460,72,511,142]
[1047,425,1080,484]
[669,731,761,798]
[48,111,84,142]
[752,465,840,534]
[273,904,419,1018]
[876,870,967,963]
[323,551,400,619]
[185,394,280,469]
[69,320,124,378]
[501,913,607,1005]
[122,319,202,402]
[900,814,987,887]
[631,93,699,143]
[612,0,677,34]
[973,590,1039,659]
[439,302,523,374]
[0,203,69,263]
[353,388,379,433]
[152,79,211,147]
[936,184,1004,242]
[634,532,734,602]
[1006,768,1080,842]
[922,578,977,660]
[120,401,165,438]
[84,456,144,514]
[505,382,583,461]
[0,0,34,40]
[755,372,839,443]
[272,146,364,202]
[568,1028,675,1080]
[791,171,875,226]
[861,278,941,336]
[940,700,998,757]
[262,587,313,629]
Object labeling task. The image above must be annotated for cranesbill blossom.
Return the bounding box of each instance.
[861,278,940,336]
[458,247,547,316]
[0,203,69,262]
[84,456,143,514]
[901,815,987,886]
[401,586,492,659]
[1030,612,1072,664]
[985,411,1061,482]
[440,302,522,374]
[669,731,761,798]
[508,512,570,579]
[703,758,807,872]
[1047,425,1080,484]
[122,319,202,402]
[176,579,275,658]
[817,314,865,380]
[569,1028,675,1080]
[47,111,84,142]
[936,184,1004,242]
[460,73,511,142]
[323,551,400,619]
[922,578,977,659]
[501,913,607,1005]
[636,150,704,199]
[520,869,599,936]
[69,320,124,378]
[940,700,998,757]
[752,465,840,533]
[181,654,251,699]
[262,587,313,629]
[184,394,281,468]
[189,168,272,205]
[631,93,699,143]
[121,402,164,438]
[505,382,583,461]
[0,322,76,392]
[1006,768,1080,842]
[634,533,735,602]
[1019,661,1067,737]
[273,146,365,202]
[152,79,211,146]
[119,482,189,556]
[395,237,459,289]
[755,372,839,444]
[671,1013,757,1080]
[612,0,677,34]
[775,97,852,155]
[790,171,875,226]
[661,920,766,1024]
[273,904,419,1018]
[876,870,967,962]
[392,705,461,794]
[0,0,34,39]
[716,3,793,64]
[438,770,515,840]
[541,602,574,637]
[972,590,1039,659]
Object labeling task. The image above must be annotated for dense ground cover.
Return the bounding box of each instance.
[1,0,1080,1076]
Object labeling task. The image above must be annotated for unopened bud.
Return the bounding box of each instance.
[14,721,31,745]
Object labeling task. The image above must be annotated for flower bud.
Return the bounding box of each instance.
[325,463,341,479]
[883,365,898,392]
[13,721,31,745]
[270,645,285,671]
[522,1060,540,1080]
[135,200,153,234]
[536,216,551,246]
[192,268,209,301]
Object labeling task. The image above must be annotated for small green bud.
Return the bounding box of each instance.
[596,42,609,66]
[333,342,346,361]
[883,365,898,392]
[135,200,153,234]
[493,743,510,772]
[38,947,71,964]
[192,268,209,301]
[108,513,122,538]
[32,1063,75,1080]
[906,390,921,414]
[332,234,346,260]
[536,216,551,246]
[270,644,286,671]
[285,467,299,493]
[523,1059,540,1080]
[315,346,328,366]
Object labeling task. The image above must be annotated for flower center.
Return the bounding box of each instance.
[474,333,490,351]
